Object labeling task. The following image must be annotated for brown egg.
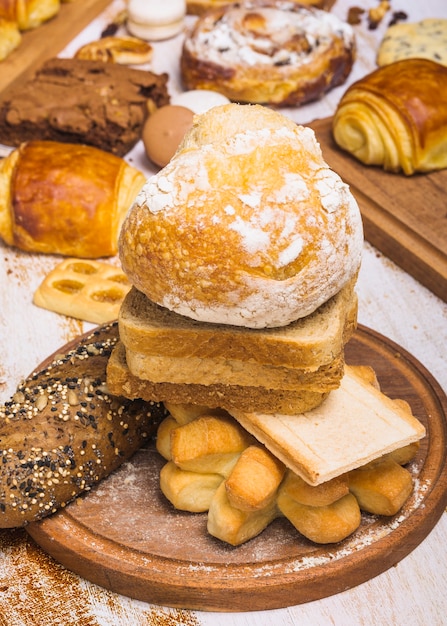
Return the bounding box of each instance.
[142,105,195,168]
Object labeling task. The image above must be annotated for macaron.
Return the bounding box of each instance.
[142,105,195,168]
[171,89,231,114]
[127,0,186,41]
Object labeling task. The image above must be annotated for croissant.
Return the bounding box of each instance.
[0,140,146,257]
[0,0,60,30]
[0,17,21,60]
[332,59,447,175]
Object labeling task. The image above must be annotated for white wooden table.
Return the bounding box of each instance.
[1,1,446,624]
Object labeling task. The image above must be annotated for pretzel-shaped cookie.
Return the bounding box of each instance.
[74,36,153,65]
[33,259,131,324]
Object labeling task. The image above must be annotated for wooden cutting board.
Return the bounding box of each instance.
[309,118,447,303]
[26,325,447,612]
[0,0,113,94]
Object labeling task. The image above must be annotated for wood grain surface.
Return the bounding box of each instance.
[309,118,447,303]
[26,325,447,612]
[0,0,113,94]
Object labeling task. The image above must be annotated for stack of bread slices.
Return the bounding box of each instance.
[107,103,425,545]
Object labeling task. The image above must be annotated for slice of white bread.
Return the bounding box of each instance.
[106,341,329,415]
[123,348,345,392]
[118,280,358,370]
[229,365,425,485]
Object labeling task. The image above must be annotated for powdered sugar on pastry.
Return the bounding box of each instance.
[120,104,363,328]
[185,4,353,68]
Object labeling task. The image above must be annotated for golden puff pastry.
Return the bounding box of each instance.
[180,0,355,106]
[74,36,153,65]
[332,58,447,175]
[0,140,145,257]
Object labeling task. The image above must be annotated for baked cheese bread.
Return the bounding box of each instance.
[377,18,447,67]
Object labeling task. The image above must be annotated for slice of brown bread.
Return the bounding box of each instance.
[123,347,345,392]
[118,280,358,370]
[106,342,328,415]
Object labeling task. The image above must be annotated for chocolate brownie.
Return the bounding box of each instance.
[0,58,170,156]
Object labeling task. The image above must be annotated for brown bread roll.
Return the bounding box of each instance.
[0,141,146,257]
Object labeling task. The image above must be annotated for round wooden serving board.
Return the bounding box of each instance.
[26,325,447,612]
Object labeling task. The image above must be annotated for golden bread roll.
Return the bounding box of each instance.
[33,259,132,324]
[332,59,447,175]
[279,469,349,507]
[157,373,421,545]
[0,323,167,528]
[0,141,146,257]
[276,490,361,544]
[156,415,179,460]
[207,480,279,546]
[180,0,355,106]
[160,461,223,512]
[164,402,228,425]
[225,445,285,511]
[348,457,414,516]
[119,104,363,328]
[170,414,254,475]
[74,36,153,64]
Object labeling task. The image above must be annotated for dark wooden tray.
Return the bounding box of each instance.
[26,325,447,612]
[309,118,447,303]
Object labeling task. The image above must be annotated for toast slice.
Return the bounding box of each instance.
[123,348,345,392]
[106,341,328,415]
[229,365,426,485]
[118,280,358,370]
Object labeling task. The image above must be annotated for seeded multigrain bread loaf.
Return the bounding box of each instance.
[0,323,167,528]
[0,58,170,156]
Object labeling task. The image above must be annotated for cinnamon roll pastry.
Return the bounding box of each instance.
[332,59,447,175]
[180,0,355,106]
[186,0,335,16]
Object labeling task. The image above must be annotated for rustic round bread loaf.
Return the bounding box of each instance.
[119,103,363,328]
[180,0,355,106]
